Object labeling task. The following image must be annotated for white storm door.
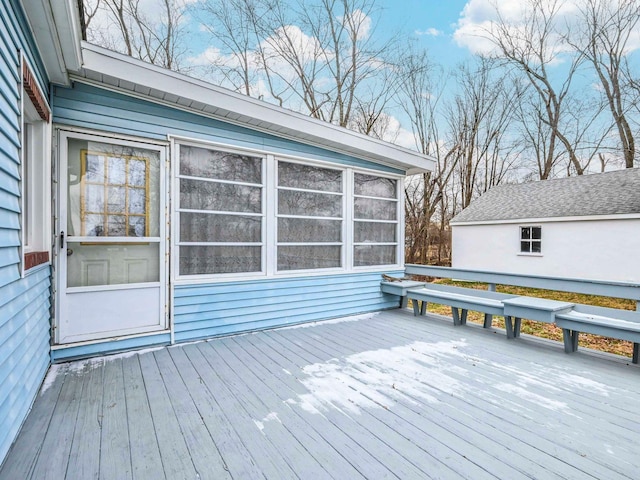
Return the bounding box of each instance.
[57,131,167,344]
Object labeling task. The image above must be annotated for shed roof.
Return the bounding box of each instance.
[68,43,434,175]
[451,168,640,224]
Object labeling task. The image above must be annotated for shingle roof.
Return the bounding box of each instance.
[451,168,640,224]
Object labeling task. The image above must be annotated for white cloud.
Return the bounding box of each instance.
[453,0,640,57]
[415,28,443,37]
[339,9,372,41]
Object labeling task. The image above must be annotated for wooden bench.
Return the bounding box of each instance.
[555,305,640,364]
[407,284,524,337]
[380,279,427,308]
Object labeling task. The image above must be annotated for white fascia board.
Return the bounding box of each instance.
[79,43,435,174]
[450,213,640,226]
[20,0,82,86]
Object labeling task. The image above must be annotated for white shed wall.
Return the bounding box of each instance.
[451,218,640,283]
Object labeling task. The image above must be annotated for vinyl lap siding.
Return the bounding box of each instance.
[0,0,52,466]
[0,267,50,463]
[174,272,402,342]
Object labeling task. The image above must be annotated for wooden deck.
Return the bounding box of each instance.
[2,309,640,479]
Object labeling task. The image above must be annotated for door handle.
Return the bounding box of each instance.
[60,231,64,248]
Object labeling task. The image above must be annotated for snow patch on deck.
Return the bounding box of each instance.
[286,339,468,415]
[253,412,281,433]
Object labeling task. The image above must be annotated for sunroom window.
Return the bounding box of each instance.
[276,161,343,271]
[177,145,264,275]
[353,173,398,266]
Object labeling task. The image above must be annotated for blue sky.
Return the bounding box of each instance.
[375,0,471,66]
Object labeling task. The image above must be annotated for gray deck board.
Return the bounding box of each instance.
[99,357,132,480]
[0,364,69,479]
[2,309,640,480]
[121,355,165,480]
[136,351,198,479]
[66,359,104,480]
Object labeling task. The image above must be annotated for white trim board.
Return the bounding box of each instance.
[451,213,640,227]
[74,43,434,175]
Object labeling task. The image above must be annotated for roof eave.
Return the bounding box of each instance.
[77,43,435,174]
[21,0,83,86]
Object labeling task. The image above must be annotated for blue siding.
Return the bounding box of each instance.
[0,0,52,466]
[52,82,404,174]
[174,271,403,342]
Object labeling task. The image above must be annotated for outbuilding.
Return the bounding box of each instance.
[450,168,640,283]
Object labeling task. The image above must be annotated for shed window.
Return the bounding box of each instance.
[177,145,264,275]
[276,161,343,271]
[353,173,398,266]
[520,226,542,253]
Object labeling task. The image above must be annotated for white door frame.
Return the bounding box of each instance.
[54,128,170,345]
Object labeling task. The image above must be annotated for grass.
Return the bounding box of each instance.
[416,279,637,359]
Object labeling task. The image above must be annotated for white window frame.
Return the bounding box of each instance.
[20,55,51,276]
[275,158,345,274]
[519,225,542,255]
[352,172,401,269]
[174,141,267,280]
[171,137,404,284]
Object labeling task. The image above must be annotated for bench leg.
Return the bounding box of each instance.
[412,300,420,316]
[401,296,409,309]
[420,301,427,316]
[562,329,579,353]
[451,308,468,326]
[513,318,522,338]
[633,343,639,364]
[483,313,492,329]
[505,316,515,339]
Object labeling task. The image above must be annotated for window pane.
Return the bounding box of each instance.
[107,156,126,184]
[521,227,530,240]
[278,246,341,270]
[278,218,341,243]
[278,190,342,217]
[180,246,261,274]
[354,173,397,198]
[278,162,342,192]
[521,241,531,252]
[180,178,261,213]
[180,145,262,184]
[532,227,542,240]
[180,212,261,243]
[355,222,396,243]
[68,139,160,237]
[532,241,541,253]
[354,197,396,221]
[354,245,396,266]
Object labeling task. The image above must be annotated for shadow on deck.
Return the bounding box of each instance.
[1,309,639,479]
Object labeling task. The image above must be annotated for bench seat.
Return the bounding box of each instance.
[380,280,428,308]
[406,284,521,336]
[555,305,640,364]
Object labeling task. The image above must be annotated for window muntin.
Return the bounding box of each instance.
[80,150,150,237]
[276,161,344,271]
[520,226,542,253]
[353,173,399,267]
[177,145,264,275]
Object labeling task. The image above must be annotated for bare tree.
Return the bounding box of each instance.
[483,0,592,175]
[449,58,520,208]
[196,0,396,129]
[572,0,640,168]
[396,48,458,264]
[84,0,189,71]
